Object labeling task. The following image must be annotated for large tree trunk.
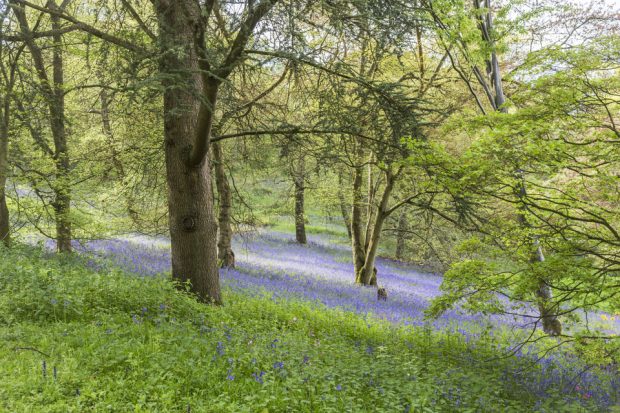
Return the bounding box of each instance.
[293,155,307,244]
[154,0,221,304]
[212,141,235,268]
[395,210,407,260]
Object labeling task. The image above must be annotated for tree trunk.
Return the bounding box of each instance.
[364,154,376,253]
[395,209,407,260]
[293,155,307,244]
[516,178,561,335]
[0,107,9,247]
[337,172,352,239]
[351,146,366,281]
[50,10,71,253]
[536,281,561,336]
[212,141,235,268]
[358,171,395,286]
[154,0,221,304]
[359,213,385,286]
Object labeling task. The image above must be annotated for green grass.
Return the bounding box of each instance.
[0,245,598,412]
[269,219,349,240]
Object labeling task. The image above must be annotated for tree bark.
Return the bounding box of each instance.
[351,144,366,280]
[516,178,561,335]
[212,141,235,268]
[293,155,307,244]
[154,0,222,304]
[337,171,352,239]
[50,9,71,253]
[534,240,561,335]
[358,170,395,286]
[395,209,407,260]
[364,154,376,253]
[0,102,9,247]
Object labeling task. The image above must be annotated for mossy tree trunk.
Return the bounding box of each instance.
[293,154,307,244]
[152,0,277,303]
[212,141,235,268]
[0,99,9,247]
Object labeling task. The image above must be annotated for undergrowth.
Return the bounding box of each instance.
[0,244,608,412]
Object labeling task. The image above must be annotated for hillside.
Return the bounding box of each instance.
[1,237,617,412]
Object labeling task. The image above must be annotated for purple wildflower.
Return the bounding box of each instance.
[252,371,265,384]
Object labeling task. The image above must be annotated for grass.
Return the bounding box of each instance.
[0,244,608,412]
[267,217,349,239]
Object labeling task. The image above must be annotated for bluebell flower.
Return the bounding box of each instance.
[252,371,265,384]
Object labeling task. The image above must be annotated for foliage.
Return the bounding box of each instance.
[1,243,616,412]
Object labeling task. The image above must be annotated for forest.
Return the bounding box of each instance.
[0,0,619,411]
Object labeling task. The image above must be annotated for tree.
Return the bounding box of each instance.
[424,0,620,337]
[7,0,281,302]
[10,0,73,252]
[0,4,22,247]
[212,140,235,267]
[151,0,279,303]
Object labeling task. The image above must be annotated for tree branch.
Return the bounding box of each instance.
[11,0,150,55]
